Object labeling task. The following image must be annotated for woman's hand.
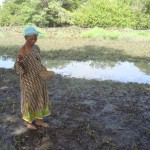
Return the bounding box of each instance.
[18,54,23,65]
[41,66,47,71]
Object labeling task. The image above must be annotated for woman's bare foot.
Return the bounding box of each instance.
[36,119,49,128]
[25,121,37,130]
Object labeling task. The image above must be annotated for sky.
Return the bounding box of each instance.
[0,0,4,6]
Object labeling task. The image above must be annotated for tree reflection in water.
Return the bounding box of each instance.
[42,59,150,84]
[0,57,150,84]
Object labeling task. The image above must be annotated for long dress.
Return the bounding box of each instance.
[14,45,51,123]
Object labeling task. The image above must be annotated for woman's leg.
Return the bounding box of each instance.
[36,119,49,128]
[25,121,37,129]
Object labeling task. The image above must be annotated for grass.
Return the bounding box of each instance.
[81,27,150,40]
[0,26,150,63]
[0,31,4,38]
[81,27,121,40]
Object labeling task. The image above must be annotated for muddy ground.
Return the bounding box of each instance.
[0,68,150,150]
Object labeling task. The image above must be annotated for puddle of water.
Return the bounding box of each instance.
[0,56,150,84]
[0,57,15,68]
[45,60,150,84]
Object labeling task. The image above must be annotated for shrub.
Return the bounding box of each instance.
[73,0,150,29]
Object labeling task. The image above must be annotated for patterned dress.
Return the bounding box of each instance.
[14,45,51,123]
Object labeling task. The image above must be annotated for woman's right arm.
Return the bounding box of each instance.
[18,54,23,65]
[14,48,26,75]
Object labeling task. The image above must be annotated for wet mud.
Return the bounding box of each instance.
[0,68,150,150]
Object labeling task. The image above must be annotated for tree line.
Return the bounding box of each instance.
[0,0,150,29]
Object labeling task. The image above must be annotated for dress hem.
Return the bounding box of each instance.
[22,113,51,123]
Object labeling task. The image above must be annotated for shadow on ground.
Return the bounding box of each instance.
[0,45,150,63]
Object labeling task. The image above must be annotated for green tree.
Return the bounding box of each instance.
[73,0,136,27]
[62,0,84,11]
[143,0,150,14]
[0,1,23,25]
[0,0,149,28]
[73,0,150,28]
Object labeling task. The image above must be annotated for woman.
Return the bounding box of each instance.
[14,26,51,129]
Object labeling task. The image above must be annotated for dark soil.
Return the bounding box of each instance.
[0,68,150,150]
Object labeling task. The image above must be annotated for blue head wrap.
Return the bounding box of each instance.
[24,26,41,36]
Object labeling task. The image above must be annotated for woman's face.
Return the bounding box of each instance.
[25,34,37,47]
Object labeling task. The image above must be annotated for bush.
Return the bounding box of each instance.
[73,0,150,29]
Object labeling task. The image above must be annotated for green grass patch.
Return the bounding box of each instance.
[0,32,4,38]
[81,27,121,40]
[137,31,150,38]
[0,27,5,38]
[37,27,49,38]
[81,27,150,41]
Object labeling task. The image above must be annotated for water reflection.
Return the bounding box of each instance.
[134,62,150,76]
[0,56,150,84]
[0,57,15,68]
[42,59,150,84]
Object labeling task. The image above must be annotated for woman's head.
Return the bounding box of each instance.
[24,26,40,47]
[25,34,38,47]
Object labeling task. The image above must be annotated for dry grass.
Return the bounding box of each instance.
[0,26,150,62]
